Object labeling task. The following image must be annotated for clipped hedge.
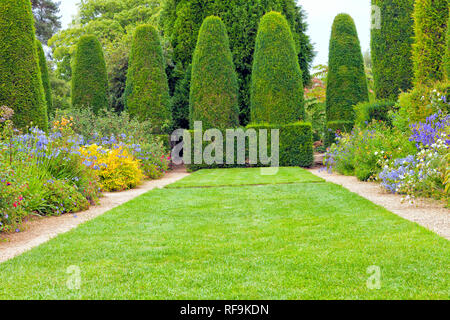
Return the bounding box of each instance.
[371,0,415,101]
[325,120,355,147]
[0,0,48,130]
[36,40,53,118]
[190,16,239,130]
[183,122,313,171]
[446,14,450,80]
[326,14,368,127]
[412,0,449,84]
[355,100,396,127]
[250,11,305,125]
[125,25,171,133]
[71,35,109,115]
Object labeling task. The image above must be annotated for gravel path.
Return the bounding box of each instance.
[309,168,450,240]
[0,167,190,263]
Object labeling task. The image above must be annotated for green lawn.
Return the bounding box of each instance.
[167,167,323,188]
[0,168,448,299]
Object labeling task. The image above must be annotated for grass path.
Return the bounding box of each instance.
[0,168,448,299]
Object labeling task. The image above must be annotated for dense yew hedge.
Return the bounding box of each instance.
[446,14,450,80]
[36,40,53,118]
[0,0,48,130]
[71,35,109,115]
[412,0,449,84]
[125,25,171,133]
[371,0,415,100]
[326,14,368,144]
[354,100,396,127]
[190,16,239,130]
[251,11,304,125]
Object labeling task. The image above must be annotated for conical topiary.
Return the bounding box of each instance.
[190,16,239,129]
[250,11,304,125]
[71,35,109,114]
[0,0,48,130]
[36,40,53,117]
[125,25,171,133]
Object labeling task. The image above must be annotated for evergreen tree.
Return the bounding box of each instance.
[31,0,62,44]
[250,11,304,124]
[0,0,48,130]
[71,35,109,114]
[190,16,239,129]
[36,40,53,117]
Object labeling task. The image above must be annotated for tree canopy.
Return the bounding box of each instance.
[32,0,62,44]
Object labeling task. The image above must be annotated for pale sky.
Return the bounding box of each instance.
[59,0,371,65]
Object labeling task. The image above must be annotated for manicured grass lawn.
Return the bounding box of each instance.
[167,167,323,188]
[0,168,448,299]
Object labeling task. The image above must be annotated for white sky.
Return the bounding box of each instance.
[59,0,371,65]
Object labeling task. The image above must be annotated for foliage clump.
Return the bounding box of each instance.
[36,40,53,117]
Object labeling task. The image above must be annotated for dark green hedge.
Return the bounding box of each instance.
[71,35,109,115]
[36,40,53,118]
[325,120,354,146]
[354,100,396,127]
[250,11,304,125]
[326,14,368,126]
[412,0,449,84]
[446,14,450,80]
[125,25,171,134]
[184,122,313,171]
[371,0,415,101]
[0,0,48,130]
[190,16,239,130]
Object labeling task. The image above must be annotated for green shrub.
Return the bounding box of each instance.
[355,100,396,127]
[371,0,415,101]
[326,14,368,131]
[171,64,191,130]
[280,122,313,167]
[250,11,305,125]
[446,14,450,80]
[412,0,449,85]
[190,16,239,130]
[325,120,354,147]
[125,25,171,134]
[71,35,109,115]
[36,40,53,118]
[0,0,48,130]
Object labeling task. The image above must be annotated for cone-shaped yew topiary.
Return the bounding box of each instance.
[190,16,239,129]
[36,40,53,117]
[250,11,304,125]
[371,0,415,100]
[125,25,171,133]
[326,14,368,125]
[0,0,48,130]
[71,35,109,114]
[412,0,449,84]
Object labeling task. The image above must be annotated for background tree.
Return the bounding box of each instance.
[36,40,53,117]
[172,64,191,129]
[445,14,450,80]
[71,35,109,114]
[0,0,48,130]
[190,16,239,129]
[250,11,304,125]
[124,25,171,133]
[412,0,449,85]
[31,0,62,44]
[326,14,368,127]
[371,0,415,101]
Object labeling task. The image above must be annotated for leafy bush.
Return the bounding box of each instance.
[36,40,53,119]
[71,35,109,114]
[355,100,396,127]
[325,121,416,181]
[446,14,450,80]
[412,0,449,84]
[371,0,415,100]
[250,11,305,125]
[190,16,239,130]
[80,144,143,192]
[0,0,48,130]
[325,120,354,147]
[125,25,171,134]
[326,13,368,138]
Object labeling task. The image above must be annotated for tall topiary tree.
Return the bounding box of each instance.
[71,35,109,114]
[0,0,48,130]
[250,11,304,125]
[326,14,368,126]
[445,14,450,80]
[412,0,449,84]
[190,16,239,129]
[371,0,415,100]
[125,25,171,133]
[36,40,53,117]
